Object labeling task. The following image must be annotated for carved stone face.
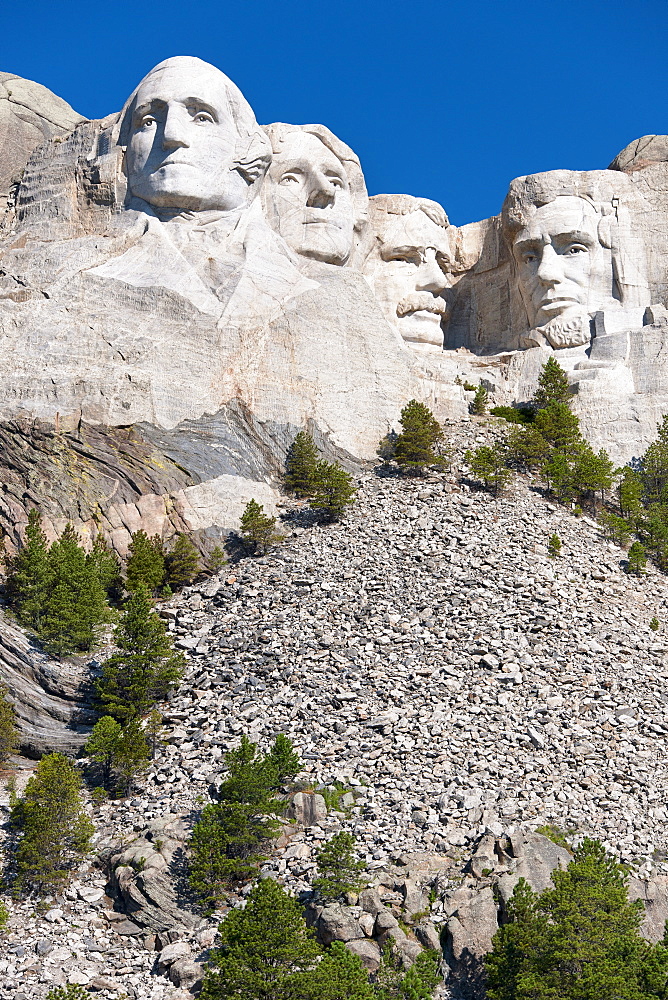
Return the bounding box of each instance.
[512,196,613,333]
[365,210,454,351]
[125,61,250,213]
[264,131,355,264]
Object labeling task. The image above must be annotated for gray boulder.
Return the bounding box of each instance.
[317,904,363,945]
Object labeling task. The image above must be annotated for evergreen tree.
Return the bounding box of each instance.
[0,683,19,763]
[486,838,668,1000]
[84,715,122,790]
[627,541,647,576]
[302,941,376,1000]
[532,356,572,409]
[570,445,615,508]
[199,878,323,1000]
[650,616,660,632]
[166,532,200,588]
[534,402,582,453]
[6,509,51,630]
[470,385,488,415]
[309,461,357,520]
[505,425,550,471]
[39,524,109,656]
[618,467,645,523]
[189,735,287,910]
[125,530,165,594]
[547,534,562,558]
[540,449,576,501]
[240,499,284,553]
[266,733,302,785]
[113,718,151,796]
[394,400,444,473]
[10,752,94,896]
[599,510,633,547]
[641,415,668,504]
[313,832,365,902]
[465,443,513,495]
[285,431,320,496]
[95,584,185,721]
[206,544,227,574]
[87,535,122,600]
[374,946,441,1000]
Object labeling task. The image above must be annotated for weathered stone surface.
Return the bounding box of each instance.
[317,904,363,944]
[629,875,668,944]
[0,72,83,209]
[345,938,382,972]
[287,791,327,827]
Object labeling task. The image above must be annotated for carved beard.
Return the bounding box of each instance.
[525,312,592,350]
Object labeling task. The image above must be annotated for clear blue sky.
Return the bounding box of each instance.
[2,0,666,226]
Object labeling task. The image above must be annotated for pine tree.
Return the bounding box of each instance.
[188,736,284,909]
[301,941,376,1000]
[618,467,644,523]
[113,718,151,796]
[266,733,301,785]
[206,544,227,574]
[39,524,110,656]
[284,431,320,496]
[0,683,19,763]
[641,415,668,504]
[570,445,615,508]
[470,384,488,415]
[598,510,632,547]
[95,584,185,721]
[87,536,122,600]
[627,541,647,576]
[125,530,165,594]
[6,509,51,630]
[650,616,660,632]
[547,534,562,558]
[534,402,582,453]
[465,443,513,495]
[394,400,444,473]
[486,838,668,1000]
[166,533,200,588]
[199,878,324,1000]
[84,715,122,790]
[309,461,357,520]
[313,832,365,902]
[506,425,550,471]
[240,499,284,553]
[10,752,94,896]
[533,356,572,409]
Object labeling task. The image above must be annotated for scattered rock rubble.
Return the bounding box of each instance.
[3,416,668,997]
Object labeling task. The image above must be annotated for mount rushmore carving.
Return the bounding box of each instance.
[3,54,668,543]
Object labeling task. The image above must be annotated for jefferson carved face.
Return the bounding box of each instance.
[365,209,454,351]
[512,196,613,333]
[264,131,355,264]
[125,60,251,213]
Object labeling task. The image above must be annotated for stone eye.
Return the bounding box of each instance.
[140,116,156,130]
[565,244,588,256]
[279,173,301,185]
[194,112,214,124]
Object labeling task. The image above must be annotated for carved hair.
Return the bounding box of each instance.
[368,193,449,230]
[502,169,649,309]
[262,122,368,233]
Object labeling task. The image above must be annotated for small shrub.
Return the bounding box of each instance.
[490,405,534,425]
[47,986,90,1000]
[535,824,573,852]
[465,443,513,495]
[240,499,284,553]
[547,534,562,558]
[206,544,226,574]
[166,533,200,589]
[308,461,357,520]
[470,385,488,415]
[394,399,445,474]
[0,682,19,764]
[0,899,8,931]
[650,616,660,632]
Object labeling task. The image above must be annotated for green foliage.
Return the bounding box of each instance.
[490,405,534,425]
[618,467,644,523]
[308,461,358,521]
[532,356,572,409]
[6,509,50,630]
[189,735,301,910]
[9,752,94,896]
[547,534,561,558]
[125,529,166,595]
[505,425,550,471]
[650,616,660,632]
[599,510,633,547]
[95,584,185,721]
[46,987,91,1000]
[200,879,374,1000]
[85,715,123,789]
[207,544,227,574]
[0,682,19,763]
[470,384,488,415]
[88,535,123,600]
[285,431,321,497]
[39,523,110,656]
[534,402,582,453]
[640,414,668,505]
[240,499,284,553]
[112,718,151,796]
[377,430,399,465]
[313,832,365,902]
[627,541,647,576]
[374,945,441,1000]
[465,442,513,495]
[166,532,200,588]
[394,400,444,473]
[321,779,353,813]
[535,824,572,852]
[485,838,668,1000]
[0,898,8,931]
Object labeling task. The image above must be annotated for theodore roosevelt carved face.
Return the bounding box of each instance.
[123,56,271,215]
[363,195,455,351]
[262,123,368,265]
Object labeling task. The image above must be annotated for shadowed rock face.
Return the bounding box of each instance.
[0,71,83,209]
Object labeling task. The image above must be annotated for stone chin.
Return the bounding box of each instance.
[396,311,445,352]
[525,311,592,350]
[292,223,351,265]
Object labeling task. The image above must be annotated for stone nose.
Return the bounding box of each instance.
[161,106,190,150]
[306,171,336,209]
[415,250,447,294]
[536,243,564,284]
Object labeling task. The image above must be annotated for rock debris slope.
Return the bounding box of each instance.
[4,429,668,997]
